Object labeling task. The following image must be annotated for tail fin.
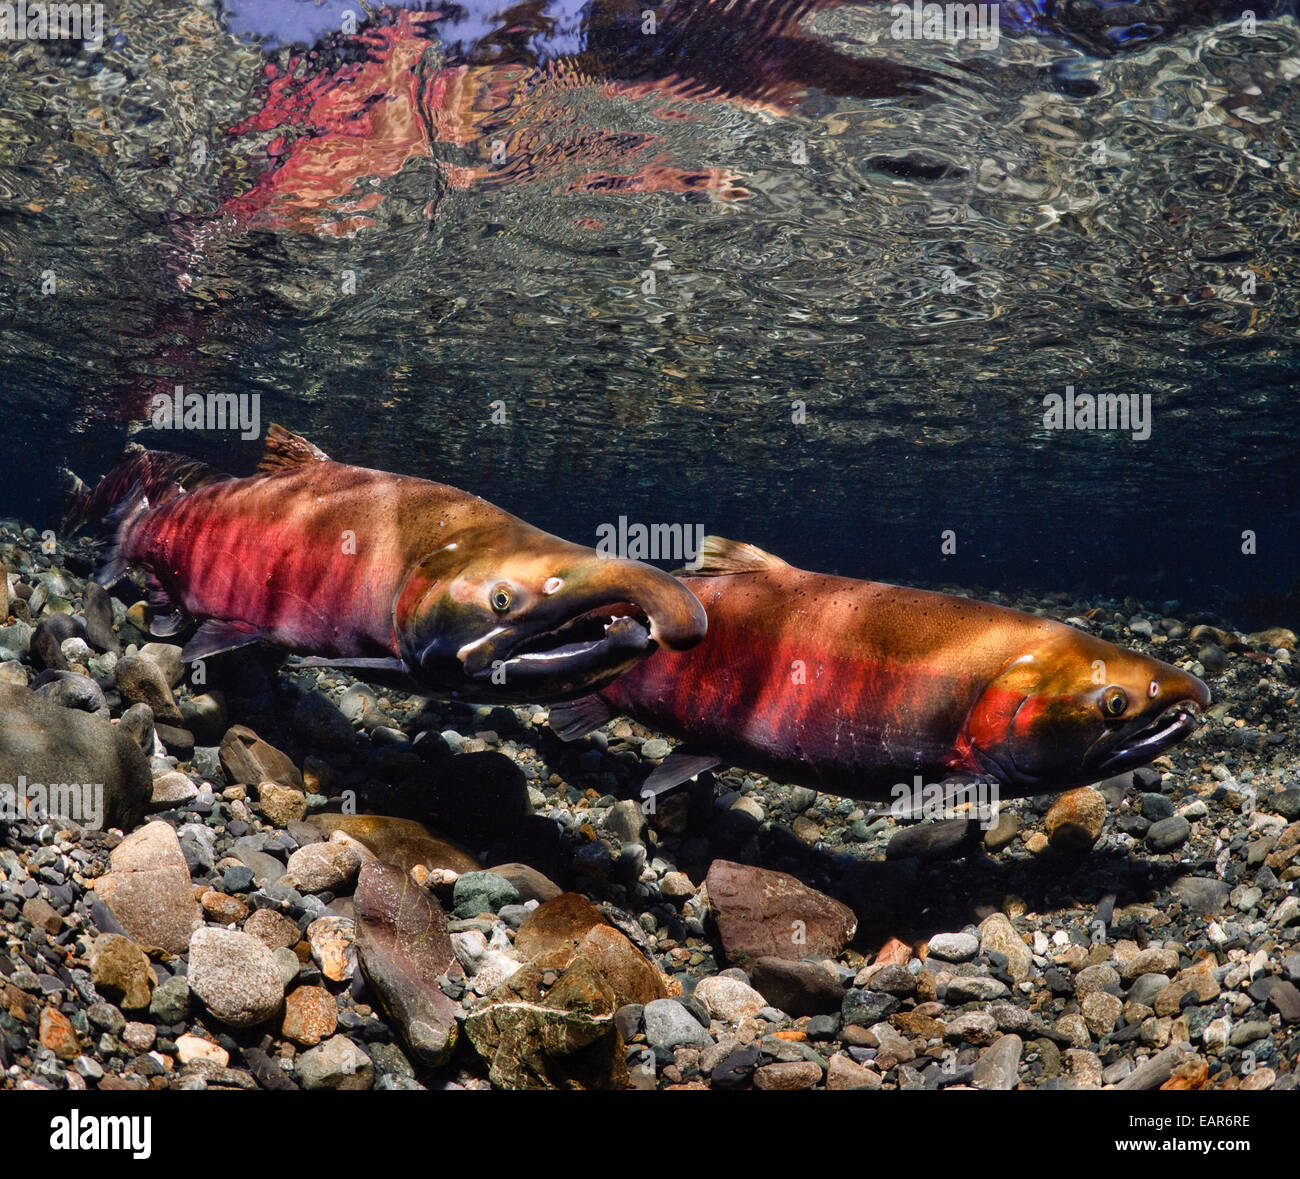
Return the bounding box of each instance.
[60,445,230,538]
[91,482,151,588]
[62,445,233,588]
[55,466,93,535]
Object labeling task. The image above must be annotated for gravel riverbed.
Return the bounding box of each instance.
[1,522,1297,1091]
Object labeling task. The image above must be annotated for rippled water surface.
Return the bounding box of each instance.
[1,0,1297,618]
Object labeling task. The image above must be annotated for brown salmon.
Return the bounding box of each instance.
[64,426,706,703]
[551,537,1211,802]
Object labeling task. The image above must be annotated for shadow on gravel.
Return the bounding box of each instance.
[192,648,1203,955]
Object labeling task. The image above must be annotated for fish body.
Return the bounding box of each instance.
[67,427,706,703]
[552,538,1210,800]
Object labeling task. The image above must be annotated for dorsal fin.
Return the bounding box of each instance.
[258,424,331,472]
[684,536,788,577]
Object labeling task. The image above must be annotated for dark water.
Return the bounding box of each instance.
[1,0,1298,624]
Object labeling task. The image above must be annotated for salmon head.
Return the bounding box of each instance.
[961,626,1211,795]
[392,527,707,703]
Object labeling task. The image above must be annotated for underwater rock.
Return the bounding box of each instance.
[304,813,480,876]
[0,683,151,833]
[219,724,303,788]
[465,955,628,1091]
[95,821,203,954]
[353,861,459,1067]
[705,859,857,965]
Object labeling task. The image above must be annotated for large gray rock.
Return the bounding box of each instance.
[188,927,285,1028]
[0,683,151,832]
[973,1034,1023,1090]
[296,1035,374,1090]
[643,998,712,1053]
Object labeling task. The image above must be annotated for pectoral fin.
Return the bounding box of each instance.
[641,751,723,798]
[547,695,615,740]
[294,656,410,673]
[182,619,265,661]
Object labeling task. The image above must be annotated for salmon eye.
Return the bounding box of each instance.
[1102,687,1128,717]
[1148,680,1159,698]
[490,583,513,613]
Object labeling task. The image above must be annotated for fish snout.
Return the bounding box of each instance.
[1185,671,1212,710]
[569,557,707,652]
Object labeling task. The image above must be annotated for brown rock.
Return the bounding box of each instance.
[89,933,154,1010]
[21,896,62,936]
[200,891,250,926]
[255,781,307,828]
[94,820,202,954]
[515,893,667,1008]
[704,859,857,964]
[3,982,37,1024]
[1153,975,1219,1017]
[353,861,459,1067]
[748,956,844,1016]
[488,862,562,903]
[573,924,668,1008]
[219,725,303,789]
[304,813,479,876]
[826,1054,882,1090]
[892,1010,946,1040]
[753,1061,821,1090]
[1045,787,1107,851]
[1160,1057,1210,1090]
[1120,946,1180,982]
[243,908,302,951]
[873,937,913,967]
[281,986,339,1048]
[39,1007,80,1060]
[307,916,356,983]
[114,653,183,724]
[515,892,607,957]
[138,642,186,688]
[464,956,627,1090]
[983,812,1020,852]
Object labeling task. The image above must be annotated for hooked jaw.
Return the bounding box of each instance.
[1086,671,1211,777]
[457,554,707,694]
[967,658,1212,793]
[405,554,706,701]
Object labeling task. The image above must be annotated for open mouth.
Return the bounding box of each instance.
[481,603,652,675]
[1094,699,1203,773]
